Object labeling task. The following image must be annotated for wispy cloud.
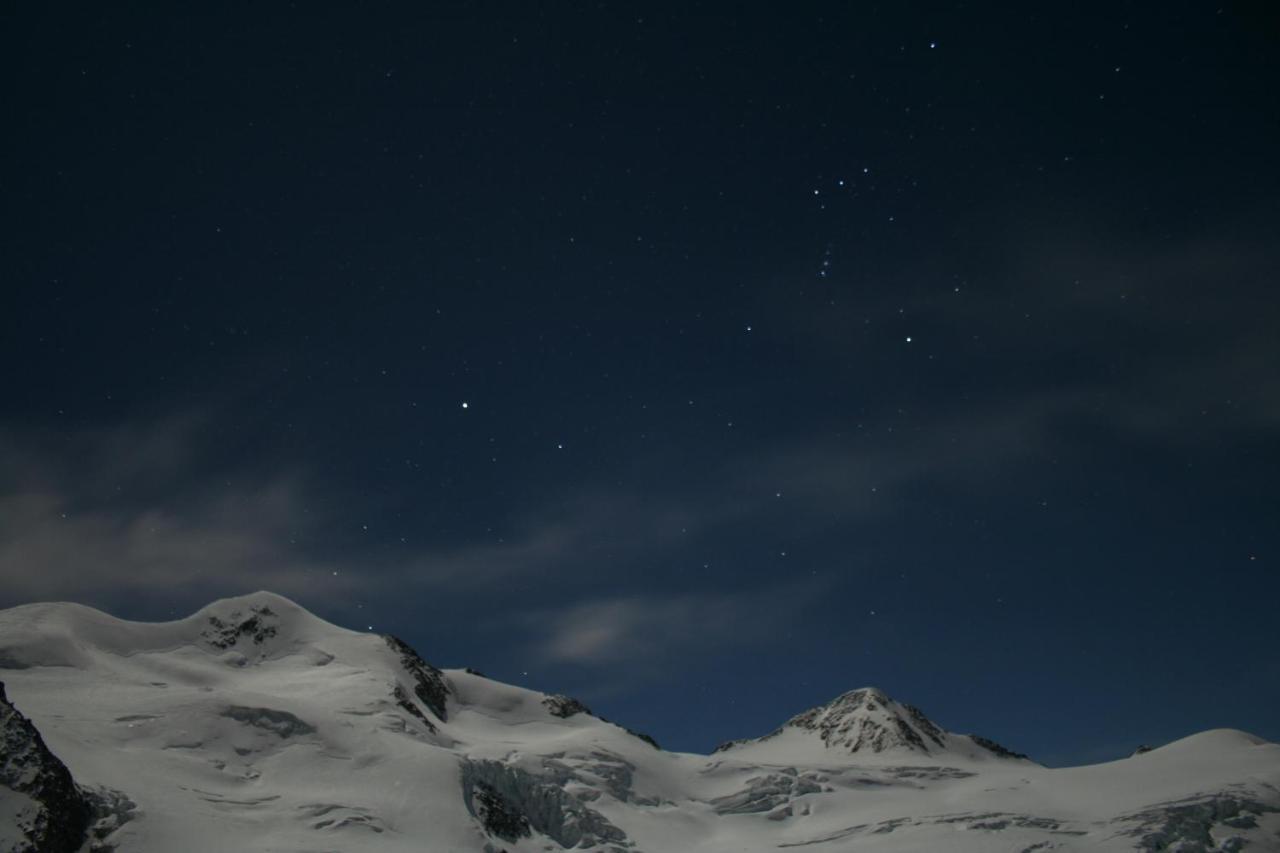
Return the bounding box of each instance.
[4,220,1274,629]
[0,416,356,609]
[524,583,822,668]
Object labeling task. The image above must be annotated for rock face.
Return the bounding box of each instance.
[0,681,91,853]
[384,635,450,722]
[200,604,280,651]
[542,694,593,719]
[970,734,1031,760]
[541,694,661,749]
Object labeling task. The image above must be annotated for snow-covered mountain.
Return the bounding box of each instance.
[713,686,1030,764]
[1,592,1277,852]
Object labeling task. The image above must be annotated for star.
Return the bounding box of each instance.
[460,401,469,409]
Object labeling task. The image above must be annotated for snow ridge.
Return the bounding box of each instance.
[1,593,1278,853]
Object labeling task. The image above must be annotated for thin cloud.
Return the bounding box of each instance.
[525,584,821,668]
[0,419,356,609]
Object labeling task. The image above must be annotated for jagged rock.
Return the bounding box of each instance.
[82,786,137,852]
[622,726,661,750]
[201,605,279,650]
[472,781,531,842]
[541,694,660,749]
[383,635,449,721]
[392,684,437,733]
[970,734,1030,760]
[0,681,92,852]
[543,694,593,718]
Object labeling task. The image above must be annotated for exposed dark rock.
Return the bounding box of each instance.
[392,684,437,733]
[383,635,449,721]
[201,606,279,650]
[221,705,315,738]
[969,734,1030,760]
[623,727,661,750]
[82,786,137,851]
[0,680,93,852]
[1131,744,1155,756]
[712,736,755,753]
[543,694,593,718]
[472,782,531,842]
[541,694,661,749]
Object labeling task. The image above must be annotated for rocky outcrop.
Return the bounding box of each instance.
[541,694,661,749]
[200,605,279,650]
[0,681,92,852]
[384,635,449,722]
[543,694,593,718]
[970,734,1030,760]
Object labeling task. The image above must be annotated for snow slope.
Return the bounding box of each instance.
[1,592,1277,852]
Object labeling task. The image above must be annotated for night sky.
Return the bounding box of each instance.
[3,4,1278,766]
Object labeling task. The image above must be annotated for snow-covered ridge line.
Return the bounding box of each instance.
[715,686,1031,762]
[2,591,1278,852]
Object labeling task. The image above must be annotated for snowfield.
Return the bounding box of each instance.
[1,591,1277,852]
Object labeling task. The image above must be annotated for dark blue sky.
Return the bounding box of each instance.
[2,3,1277,766]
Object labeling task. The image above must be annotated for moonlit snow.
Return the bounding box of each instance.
[2,592,1277,851]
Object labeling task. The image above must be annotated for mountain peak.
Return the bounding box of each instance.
[716,686,1030,762]
[783,686,948,755]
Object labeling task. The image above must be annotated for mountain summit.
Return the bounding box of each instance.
[1,593,1277,852]
[715,686,1030,763]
